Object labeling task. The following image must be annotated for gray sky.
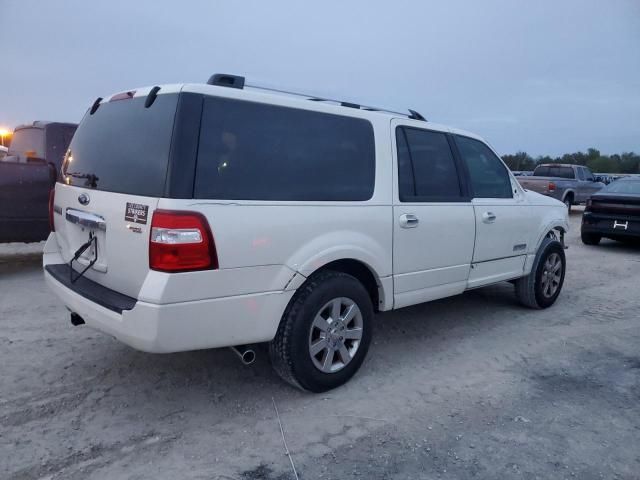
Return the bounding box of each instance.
[1,0,639,156]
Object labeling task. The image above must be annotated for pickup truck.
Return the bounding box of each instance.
[517,164,604,210]
[0,121,77,243]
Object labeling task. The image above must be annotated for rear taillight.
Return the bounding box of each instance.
[548,182,556,192]
[48,188,55,232]
[149,210,218,272]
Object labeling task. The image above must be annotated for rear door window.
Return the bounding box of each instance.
[194,97,375,201]
[577,168,585,180]
[454,135,513,199]
[62,94,179,196]
[396,127,464,201]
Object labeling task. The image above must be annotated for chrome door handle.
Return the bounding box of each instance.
[399,214,419,228]
[482,211,496,224]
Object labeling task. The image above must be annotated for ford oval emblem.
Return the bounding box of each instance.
[78,193,90,206]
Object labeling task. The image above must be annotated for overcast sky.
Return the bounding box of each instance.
[1,0,638,156]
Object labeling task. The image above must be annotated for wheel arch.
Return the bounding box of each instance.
[562,189,575,202]
[293,257,390,312]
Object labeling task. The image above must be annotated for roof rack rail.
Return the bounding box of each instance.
[246,83,427,121]
[204,74,427,121]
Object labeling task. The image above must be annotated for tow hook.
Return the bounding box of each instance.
[70,312,85,326]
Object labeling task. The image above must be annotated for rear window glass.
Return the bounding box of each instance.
[7,128,45,162]
[533,166,575,179]
[602,179,640,194]
[62,94,178,196]
[194,97,375,201]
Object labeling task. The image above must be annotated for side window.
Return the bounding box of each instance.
[577,168,585,180]
[194,97,375,201]
[455,135,512,199]
[583,167,595,181]
[396,127,463,201]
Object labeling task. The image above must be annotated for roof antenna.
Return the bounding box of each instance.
[408,109,427,121]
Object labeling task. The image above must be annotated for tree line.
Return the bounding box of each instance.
[502,148,640,174]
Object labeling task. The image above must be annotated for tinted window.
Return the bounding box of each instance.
[603,179,640,194]
[7,128,45,162]
[576,167,585,180]
[194,97,375,201]
[63,94,178,196]
[533,165,575,179]
[583,168,595,181]
[46,124,77,170]
[396,127,462,201]
[455,135,512,198]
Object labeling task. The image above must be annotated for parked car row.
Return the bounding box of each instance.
[40,73,570,391]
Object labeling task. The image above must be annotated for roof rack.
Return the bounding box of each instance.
[206,73,427,121]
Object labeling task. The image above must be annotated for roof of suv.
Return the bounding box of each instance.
[97,82,485,143]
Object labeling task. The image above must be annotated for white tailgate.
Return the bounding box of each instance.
[53,183,159,298]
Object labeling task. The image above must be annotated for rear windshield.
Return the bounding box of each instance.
[602,179,640,195]
[533,165,575,179]
[194,97,375,201]
[62,94,178,196]
[7,127,45,162]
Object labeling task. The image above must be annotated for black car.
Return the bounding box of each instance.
[581,177,640,245]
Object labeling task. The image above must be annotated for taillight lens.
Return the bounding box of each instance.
[149,210,218,272]
[48,188,55,232]
[548,182,556,192]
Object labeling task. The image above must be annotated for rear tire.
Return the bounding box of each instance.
[563,196,573,212]
[581,232,601,245]
[515,237,566,309]
[269,270,373,392]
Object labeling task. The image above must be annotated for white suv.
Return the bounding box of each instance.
[44,74,569,392]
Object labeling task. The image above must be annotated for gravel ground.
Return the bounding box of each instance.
[1,210,639,480]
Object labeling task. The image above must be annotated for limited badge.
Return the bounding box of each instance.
[125,202,149,225]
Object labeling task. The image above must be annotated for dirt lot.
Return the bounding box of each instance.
[1,210,639,480]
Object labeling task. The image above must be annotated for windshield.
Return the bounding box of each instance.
[7,127,45,161]
[62,93,179,196]
[602,179,640,195]
[533,165,575,179]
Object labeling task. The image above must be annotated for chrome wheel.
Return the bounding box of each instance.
[540,252,562,298]
[308,297,363,373]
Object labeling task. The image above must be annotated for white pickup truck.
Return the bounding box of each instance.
[43,74,569,392]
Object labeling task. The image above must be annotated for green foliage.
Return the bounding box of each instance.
[503,148,640,174]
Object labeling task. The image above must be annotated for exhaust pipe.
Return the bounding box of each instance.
[230,345,256,365]
[70,312,85,326]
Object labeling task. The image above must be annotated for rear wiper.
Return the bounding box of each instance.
[65,171,99,188]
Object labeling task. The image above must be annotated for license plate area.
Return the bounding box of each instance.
[65,208,108,272]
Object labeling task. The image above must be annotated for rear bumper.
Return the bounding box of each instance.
[581,212,640,238]
[43,236,295,353]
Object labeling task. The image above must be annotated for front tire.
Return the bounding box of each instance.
[581,231,601,245]
[269,270,373,392]
[564,196,573,212]
[515,237,566,309]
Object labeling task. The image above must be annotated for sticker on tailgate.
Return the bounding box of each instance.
[125,202,149,225]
